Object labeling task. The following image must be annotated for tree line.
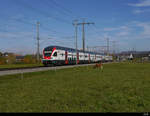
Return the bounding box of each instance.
[0,52,38,65]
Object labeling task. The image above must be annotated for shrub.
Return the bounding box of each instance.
[0,56,6,65]
[24,55,36,64]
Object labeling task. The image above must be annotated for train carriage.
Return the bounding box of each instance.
[42,46,112,66]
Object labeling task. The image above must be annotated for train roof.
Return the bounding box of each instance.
[44,46,104,55]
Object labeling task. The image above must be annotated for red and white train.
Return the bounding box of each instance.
[42,46,113,66]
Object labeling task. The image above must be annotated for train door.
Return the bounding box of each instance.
[77,52,79,64]
[65,51,68,64]
[88,54,90,63]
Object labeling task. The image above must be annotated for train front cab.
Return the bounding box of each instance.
[42,47,57,66]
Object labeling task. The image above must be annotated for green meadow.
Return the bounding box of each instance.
[0,62,150,112]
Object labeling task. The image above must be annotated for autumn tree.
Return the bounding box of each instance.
[0,52,2,56]
[0,57,6,65]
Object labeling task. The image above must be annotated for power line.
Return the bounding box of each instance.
[51,0,73,14]
[0,0,77,51]
[1,2,72,34]
[91,25,106,41]
[0,1,74,40]
[0,12,70,40]
[51,0,80,19]
[13,0,71,24]
[41,37,74,48]
[43,0,76,19]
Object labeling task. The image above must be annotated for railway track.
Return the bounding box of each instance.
[0,63,97,76]
[0,66,44,71]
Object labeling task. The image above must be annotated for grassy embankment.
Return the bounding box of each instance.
[0,62,150,112]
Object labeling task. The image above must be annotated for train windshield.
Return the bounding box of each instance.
[44,51,52,57]
[44,48,53,57]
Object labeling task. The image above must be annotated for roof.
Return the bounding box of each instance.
[44,46,104,55]
[16,56,25,59]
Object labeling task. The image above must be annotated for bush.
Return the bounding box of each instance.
[24,55,36,64]
[0,57,6,65]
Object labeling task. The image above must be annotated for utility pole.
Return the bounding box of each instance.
[112,41,116,55]
[37,21,40,64]
[87,45,89,52]
[78,20,94,52]
[82,21,85,52]
[106,38,109,56]
[73,20,79,64]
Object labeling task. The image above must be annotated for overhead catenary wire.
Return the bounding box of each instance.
[0,0,77,34]
[0,1,73,37]
[0,12,71,41]
[43,0,76,19]
[51,0,74,15]
[0,0,81,52]
[13,0,71,25]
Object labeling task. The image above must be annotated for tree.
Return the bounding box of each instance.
[0,51,6,64]
[0,52,2,56]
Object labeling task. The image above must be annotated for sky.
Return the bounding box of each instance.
[0,0,150,55]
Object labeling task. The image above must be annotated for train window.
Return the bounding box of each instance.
[44,53,51,57]
[44,51,52,57]
[53,52,57,57]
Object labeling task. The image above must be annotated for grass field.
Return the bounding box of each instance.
[0,64,43,69]
[0,62,150,112]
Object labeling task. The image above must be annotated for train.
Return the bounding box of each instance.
[42,46,113,66]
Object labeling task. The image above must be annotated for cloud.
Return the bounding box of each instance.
[133,9,145,14]
[104,25,131,37]
[132,9,150,14]
[104,25,130,32]
[0,31,36,54]
[103,27,118,31]
[129,0,150,15]
[117,31,129,36]
[94,21,150,51]
[0,31,34,39]
[129,0,150,7]
[135,22,150,38]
